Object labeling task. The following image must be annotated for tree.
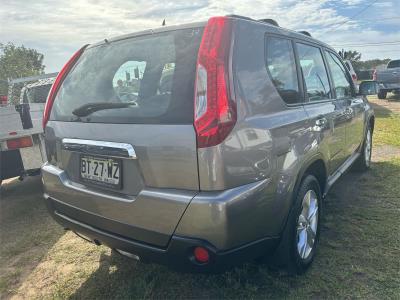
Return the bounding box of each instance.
[0,43,45,95]
[338,49,361,62]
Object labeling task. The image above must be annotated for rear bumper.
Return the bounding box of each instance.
[41,161,285,270]
[44,195,278,272]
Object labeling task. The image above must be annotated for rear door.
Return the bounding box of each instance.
[324,51,364,156]
[296,42,348,174]
[44,28,203,247]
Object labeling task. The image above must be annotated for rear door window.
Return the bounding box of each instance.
[387,60,400,68]
[325,52,352,99]
[51,28,203,124]
[297,43,331,102]
[266,36,300,104]
[23,84,52,103]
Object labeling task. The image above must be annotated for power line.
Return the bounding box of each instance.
[357,16,400,22]
[331,0,379,30]
[327,16,400,27]
[331,41,400,47]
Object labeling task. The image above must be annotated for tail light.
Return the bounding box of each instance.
[6,136,33,150]
[0,95,7,105]
[194,17,236,148]
[372,69,377,81]
[352,73,357,81]
[43,45,88,129]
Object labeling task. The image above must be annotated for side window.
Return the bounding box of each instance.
[266,36,300,104]
[325,52,352,99]
[297,43,331,102]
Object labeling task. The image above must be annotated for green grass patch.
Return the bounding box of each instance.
[373,113,400,147]
[368,95,400,146]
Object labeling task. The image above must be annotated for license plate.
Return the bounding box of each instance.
[80,156,121,189]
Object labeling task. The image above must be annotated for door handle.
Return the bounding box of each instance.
[344,107,353,117]
[313,117,328,131]
[316,117,327,127]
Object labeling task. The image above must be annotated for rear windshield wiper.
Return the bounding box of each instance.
[72,102,137,117]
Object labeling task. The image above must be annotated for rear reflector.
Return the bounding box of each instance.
[6,136,33,150]
[194,16,236,148]
[193,246,210,263]
[43,45,88,129]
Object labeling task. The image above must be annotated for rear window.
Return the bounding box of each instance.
[387,60,400,69]
[23,84,52,103]
[51,28,203,124]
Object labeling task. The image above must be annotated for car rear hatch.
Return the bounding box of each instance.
[43,26,204,248]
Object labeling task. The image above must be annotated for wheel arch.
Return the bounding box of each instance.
[285,154,328,225]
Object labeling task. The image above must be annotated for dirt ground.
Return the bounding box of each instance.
[1,94,399,299]
[370,93,400,114]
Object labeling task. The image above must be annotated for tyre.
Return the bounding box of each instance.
[353,126,372,171]
[270,175,322,274]
[378,90,387,99]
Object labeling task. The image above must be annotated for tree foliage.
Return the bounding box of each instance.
[338,49,362,62]
[0,42,45,95]
[353,59,391,71]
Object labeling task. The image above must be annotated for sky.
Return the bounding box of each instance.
[1,0,399,72]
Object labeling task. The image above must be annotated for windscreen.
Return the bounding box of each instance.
[51,28,203,124]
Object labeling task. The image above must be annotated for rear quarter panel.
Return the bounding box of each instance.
[196,20,326,239]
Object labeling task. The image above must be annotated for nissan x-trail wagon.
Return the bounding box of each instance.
[42,15,375,273]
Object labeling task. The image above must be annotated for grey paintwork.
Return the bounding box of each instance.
[42,16,374,252]
[42,162,197,247]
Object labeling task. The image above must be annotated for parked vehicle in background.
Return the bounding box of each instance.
[344,60,359,92]
[41,15,376,274]
[375,59,400,99]
[0,73,57,185]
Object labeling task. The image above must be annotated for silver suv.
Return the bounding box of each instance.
[42,15,376,273]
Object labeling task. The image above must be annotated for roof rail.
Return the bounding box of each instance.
[225,14,254,21]
[226,15,279,27]
[298,31,312,37]
[258,19,279,26]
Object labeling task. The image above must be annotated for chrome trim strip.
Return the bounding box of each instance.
[62,138,136,159]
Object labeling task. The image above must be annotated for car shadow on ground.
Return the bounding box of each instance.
[386,93,400,102]
[67,158,400,299]
[0,176,65,298]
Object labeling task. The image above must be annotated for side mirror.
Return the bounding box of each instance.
[359,80,380,96]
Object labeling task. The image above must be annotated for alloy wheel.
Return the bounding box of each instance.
[296,190,319,260]
[365,129,372,167]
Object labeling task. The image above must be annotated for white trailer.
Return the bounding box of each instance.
[0,73,57,185]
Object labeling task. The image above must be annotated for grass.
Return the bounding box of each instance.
[369,95,400,146]
[1,96,400,299]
